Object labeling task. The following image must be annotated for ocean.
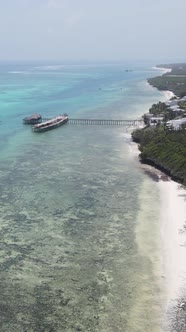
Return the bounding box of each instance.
[0,63,168,331]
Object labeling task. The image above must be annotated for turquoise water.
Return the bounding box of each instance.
[0,63,166,331]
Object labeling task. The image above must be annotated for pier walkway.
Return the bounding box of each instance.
[42,118,144,126]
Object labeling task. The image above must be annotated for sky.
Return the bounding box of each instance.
[0,0,186,62]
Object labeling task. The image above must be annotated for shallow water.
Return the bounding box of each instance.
[0,63,167,331]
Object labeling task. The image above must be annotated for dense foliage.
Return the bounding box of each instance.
[143,101,185,127]
[148,63,186,97]
[178,101,186,111]
[148,76,186,98]
[132,63,186,185]
[132,126,186,184]
[148,102,178,121]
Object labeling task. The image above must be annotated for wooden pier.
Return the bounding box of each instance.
[42,118,144,126]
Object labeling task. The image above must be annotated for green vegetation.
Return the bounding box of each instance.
[148,101,177,121]
[132,63,186,185]
[144,101,186,123]
[149,101,168,115]
[178,100,186,111]
[148,63,186,97]
[132,126,186,184]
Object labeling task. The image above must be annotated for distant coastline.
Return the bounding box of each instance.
[152,65,172,74]
[148,63,186,98]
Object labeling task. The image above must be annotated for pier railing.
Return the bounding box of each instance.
[41,118,144,126]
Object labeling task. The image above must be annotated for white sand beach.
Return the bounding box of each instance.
[163,90,175,100]
[152,66,172,74]
[159,181,186,305]
[124,63,186,329]
[151,67,175,100]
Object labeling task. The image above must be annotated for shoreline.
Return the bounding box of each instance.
[152,66,172,74]
[135,141,186,331]
[128,134,186,330]
[131,66,186,330]
[159,180,186,331]
[162,90,175,100]
[132,65,184,185]
[159,181,186,304]
[139,157,184,185]
[152,66,176,99]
